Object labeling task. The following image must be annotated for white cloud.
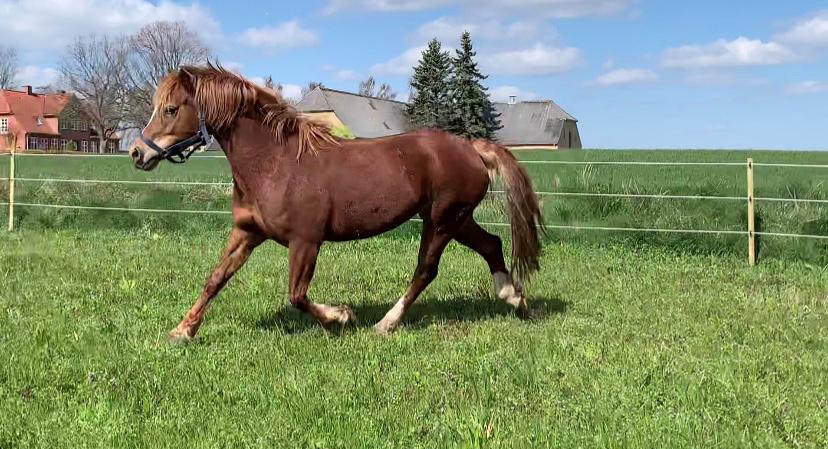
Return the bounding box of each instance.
[324,0,634,18]
[237,21,319,50]
[593,68,658,86]
[662,37,798,68]
[414,17,543,42]
[374,42,582,77]
[0,0,221,51]
[785,80,828,95]
[482,43,583,75]
[489,85,538,102]
[249,77,304,102]
[682,72,767,87]
[223,61,245,74]
[370,46,431,75]
[335,69,360,81]
[281,84,304,101]
[777,12,828,48]
[16,65,60,87]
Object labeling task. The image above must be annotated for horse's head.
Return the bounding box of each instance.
[129,68,207,170]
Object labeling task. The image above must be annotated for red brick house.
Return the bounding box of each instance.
[0,86,119,153]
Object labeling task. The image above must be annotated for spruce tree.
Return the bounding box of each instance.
[447,31,501,139]
[407,39,452,129]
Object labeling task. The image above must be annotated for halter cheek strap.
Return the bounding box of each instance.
[139,111,212,164]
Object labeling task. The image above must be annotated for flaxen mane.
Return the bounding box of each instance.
[155,63,338,159]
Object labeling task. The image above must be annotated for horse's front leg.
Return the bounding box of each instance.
[168,227,264,343]
[288,240,356,328]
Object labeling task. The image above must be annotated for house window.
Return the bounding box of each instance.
[81,141,89,152]
[38,138,49,149]
[51,138,59,149]
[90,141,97,153]
[0,118,8,134]
[27,136,37,149]
[60,120,68,130]
[60,139,68,150]
[108,141,117,152]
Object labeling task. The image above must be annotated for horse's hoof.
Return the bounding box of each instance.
[334,305,357,325]
[320,304,357,330]
[373,322,396,336]
[168,329,193,345]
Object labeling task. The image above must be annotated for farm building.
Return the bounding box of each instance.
[295,87,411,138]
[494,97,582,150]
[295,87,581,149]
[0,86,120,153]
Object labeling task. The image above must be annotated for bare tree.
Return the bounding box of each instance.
[377,83,397,100]
[0,46,19,89]
[358,76,376,97]
[301,81,324,99]
[125,21,210,126]
[358,76,396,100]
[59,34,131,154]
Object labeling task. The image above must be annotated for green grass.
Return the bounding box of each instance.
[2,149,827,263]
[1,150,827,447]
[0,228,826,448]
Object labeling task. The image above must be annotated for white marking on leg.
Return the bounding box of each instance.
[375,295,406,334]
[316,303,356,326]
[493,272,526,310]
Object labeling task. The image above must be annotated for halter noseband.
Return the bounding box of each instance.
[139,110,212,164]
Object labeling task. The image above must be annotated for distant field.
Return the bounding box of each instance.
[2,148,827,263]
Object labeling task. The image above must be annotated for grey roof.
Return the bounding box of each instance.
[493,101,577,146]
[295,87,411,138]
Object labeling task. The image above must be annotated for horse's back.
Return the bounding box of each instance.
[315,129,490,240]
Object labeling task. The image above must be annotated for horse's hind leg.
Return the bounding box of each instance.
[375,207,468,335]
[288,240,355,328]
[454,220,527,313]
[169,227,265,343]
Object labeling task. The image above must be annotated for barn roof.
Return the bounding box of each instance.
[0,88,70,136]
[493,100,577,146]
[295,87,411,138]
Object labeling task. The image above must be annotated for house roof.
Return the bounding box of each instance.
[493,100,577,146]
[0,88,70,136]
[295,87,411,138]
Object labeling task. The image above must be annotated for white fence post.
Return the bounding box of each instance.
[7,148,14,232]
[747,158,755,266]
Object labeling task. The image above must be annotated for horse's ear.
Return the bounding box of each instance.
[178,67,197,95]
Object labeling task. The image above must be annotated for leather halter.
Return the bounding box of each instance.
[139,110,212,164]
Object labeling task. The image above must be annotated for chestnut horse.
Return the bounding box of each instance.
[129,65,543,342]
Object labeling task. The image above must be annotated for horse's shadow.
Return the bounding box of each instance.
[255,295,568,335]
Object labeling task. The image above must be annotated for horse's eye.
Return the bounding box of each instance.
[164,106,179,116]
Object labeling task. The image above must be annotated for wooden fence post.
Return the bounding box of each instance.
[7,148,14,232]
[747,158,755,266]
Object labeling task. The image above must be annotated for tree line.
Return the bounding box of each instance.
[0,21,211,153]
[408,32,501,140]
[0,26,502,153]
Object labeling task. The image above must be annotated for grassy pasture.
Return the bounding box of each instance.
[1,229,827,448]
[0,150,826,448]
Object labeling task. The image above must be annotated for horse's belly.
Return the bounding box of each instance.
[325,193,423,241]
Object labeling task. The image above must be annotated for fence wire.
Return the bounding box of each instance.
[3,155,828,243]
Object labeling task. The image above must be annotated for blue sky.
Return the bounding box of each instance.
[3,0,828,149]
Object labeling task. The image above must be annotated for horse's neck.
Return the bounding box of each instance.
[216,118,300,185]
